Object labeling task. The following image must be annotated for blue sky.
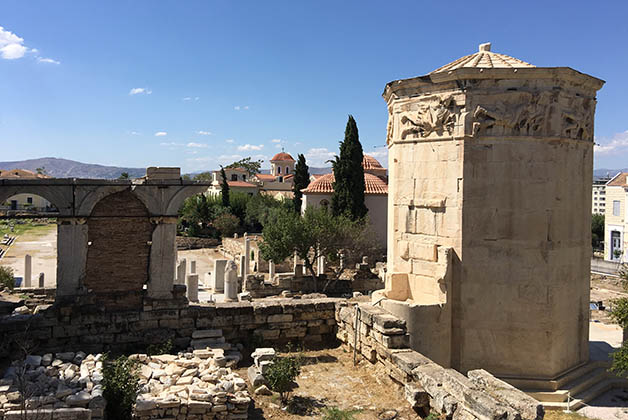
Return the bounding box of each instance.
[1,0,627,172]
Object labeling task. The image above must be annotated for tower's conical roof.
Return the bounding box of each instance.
[430,43,535,74]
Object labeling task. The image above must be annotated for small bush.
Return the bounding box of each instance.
[265,354,303,403]
[147,339,173,356]
[610,298,628,329]
[322,407,361,420]
[610,340,628,378]
[0,266,15,290]
[214,213,240,237]
[102,355,140,420]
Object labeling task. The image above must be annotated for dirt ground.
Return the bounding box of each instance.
[236,346,421,420]
[0,222,57,287]
[590,273,628,323]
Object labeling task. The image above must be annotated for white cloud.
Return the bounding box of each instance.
[0,26,59,63]
[183,96,200,101]
[234,105,250,111]
[0,26,27,59]
[306,147,336,166]
[37,57,60,64]
[197,131,212,136]
[369,148,389,159]
[187,142,208,148]
[130,131,140,136]
[154,131,167,137]
[595,130,628,155]
[271,139,282,143]
[130,88,152,95]
[160,142,182,147]
[225,139,235,143]
[219,154,243,161]
[237,144,264,151]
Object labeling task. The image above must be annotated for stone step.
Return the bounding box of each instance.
[542,378,627,411]
[505,360,607,392]
[527,367,609,403]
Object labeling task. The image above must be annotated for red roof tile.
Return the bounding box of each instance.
[302,173,387,195]
[227,181,257,188]
[0,169,50,179]
[271,152,295,162]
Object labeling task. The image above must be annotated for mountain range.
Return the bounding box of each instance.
[0,157,332,179]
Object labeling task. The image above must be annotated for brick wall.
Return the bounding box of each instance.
[85,190,153,310]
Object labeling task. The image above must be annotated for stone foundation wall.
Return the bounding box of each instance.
[335,302,543,420]
[243,274,351,298]
[175,236,220,250]
[0,291,340,358]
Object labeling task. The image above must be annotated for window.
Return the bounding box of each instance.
[278,176,283,182]
[613,200,621,216]
[320,199,329,207]
[242,174,246,181]
[277,166,281,174]
[231,174,238,181]
[27,197,33,204]
[286,167,290,174]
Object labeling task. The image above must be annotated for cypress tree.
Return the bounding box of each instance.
[220,166,230,208]
[292,154,310,213]
[331,115,367,220]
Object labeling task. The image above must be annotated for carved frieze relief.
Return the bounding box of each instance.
[471,91,595,141]
[398,95,461,140]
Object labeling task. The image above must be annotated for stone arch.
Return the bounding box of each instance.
[0,185,72,216]
[84,189,153,309]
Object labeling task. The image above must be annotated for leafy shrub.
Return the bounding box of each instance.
[0,266,15,290]
[102,355,140,420]
[610,298,628,329]
[322,407,361,420]
[214,213,240,237]
[610,341,628,378]
[146,339,173,356]
[265,354,303,403]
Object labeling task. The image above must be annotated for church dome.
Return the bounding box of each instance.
[270,152,295,162]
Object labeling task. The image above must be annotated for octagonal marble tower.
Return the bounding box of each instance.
[379,43,604,380]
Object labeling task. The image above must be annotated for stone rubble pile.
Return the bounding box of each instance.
[0,351,105,420]
[246,348,275,395]
[133,329,250,420]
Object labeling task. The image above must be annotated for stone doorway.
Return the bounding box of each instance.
[85,190,153,309]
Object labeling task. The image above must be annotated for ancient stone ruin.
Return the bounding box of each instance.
[378,42,604,381]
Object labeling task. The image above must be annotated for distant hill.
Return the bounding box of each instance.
[594,168,624,181]
[0,158,145,179]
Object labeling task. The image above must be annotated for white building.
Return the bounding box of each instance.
[592,175,612,215]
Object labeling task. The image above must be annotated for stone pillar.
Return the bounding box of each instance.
[224,260,238,302]
[24,254,32,287]
[239,255,246,278]
[269,261,275,280]
[244,238,251,276]
[294,263,303,278]
[56,218,88,297]
[176,258,187,285]
[212,259,227,292]
[148,218,178,298]
[38,273,44,288]
[317,256,325,275]
[293,251,299,273]
[190,260,197,274]
[186,274,199,302]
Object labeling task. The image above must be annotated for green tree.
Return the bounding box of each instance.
[245,193,286,231]
[193,171,213,182]
[35,167,47,176]
[118,172,129,179]
[259,206,377,291]
[220,166,230,208]
[0,266,15,290]
[226,157,263,178]
[292,154,310,213]
[102,355,140,420]
[265,355,302,404]
[331,115,367,220]
[592,214,604,250]
[214,213,240,237]
[610,265,628,377]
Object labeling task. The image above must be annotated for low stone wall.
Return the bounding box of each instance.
[335,302,544,420]
[0,291,340,359]
[243,274,351,298]
[176,236,220,250]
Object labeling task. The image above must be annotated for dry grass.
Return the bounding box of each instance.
[544,411,591,420]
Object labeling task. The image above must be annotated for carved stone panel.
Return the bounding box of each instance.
[399,95,461,140]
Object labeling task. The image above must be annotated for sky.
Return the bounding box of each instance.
[1,0,627,173]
